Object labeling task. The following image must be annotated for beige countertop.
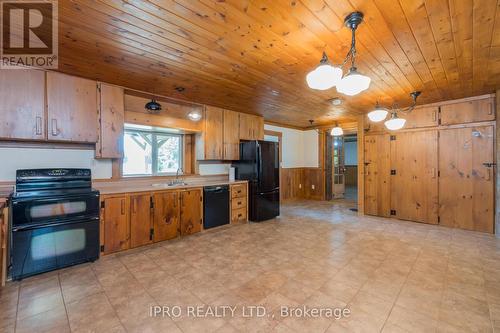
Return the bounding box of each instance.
[94,177,247,195]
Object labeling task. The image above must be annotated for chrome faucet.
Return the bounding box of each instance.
[168,167,185,186]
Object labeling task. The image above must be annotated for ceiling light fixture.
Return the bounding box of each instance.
[367,102,389,122]
[330,97,342,106]
[366,91,421,130]
[306,52,343,90]
[187,110,202,121]
[384,113,406,131]
[306,12,370,96]
[145,99,162,113]
[331,123,344,136]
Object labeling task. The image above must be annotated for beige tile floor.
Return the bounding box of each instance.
[1,199,500,333]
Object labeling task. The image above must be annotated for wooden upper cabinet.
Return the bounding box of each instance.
[239,113,264,140]
[404,106,439,128]
[130,194,153,248]
[46,72,98,142]
[196,106,224,160]
[180,189,203,236]
[0,69,45,140]
[440,97,495,125]
[103,196,130,254]
[153,191,180,242]
[223,109,240,160]
[96,84,124,158]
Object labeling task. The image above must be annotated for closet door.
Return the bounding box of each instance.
[439,126,494,233]
[364,134,391,217]
[391,131,439,224]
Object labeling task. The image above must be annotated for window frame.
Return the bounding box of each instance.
[122,128,184,177]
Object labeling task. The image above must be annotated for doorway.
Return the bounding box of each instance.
[343,135,358,201]
[325,133,357,202]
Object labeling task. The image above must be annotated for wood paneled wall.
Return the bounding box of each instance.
[360,94,496,233]
[497,90,500,236]
[281,167,324,201]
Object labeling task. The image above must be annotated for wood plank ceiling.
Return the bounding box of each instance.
[57,0,500,128]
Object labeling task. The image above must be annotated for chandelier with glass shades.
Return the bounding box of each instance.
[306,12,371,96]
[367,91,422,131]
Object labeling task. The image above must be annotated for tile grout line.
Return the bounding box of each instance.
[117,252,186,333]
[89,261,130,333]
[57,273,72,331]
[379,236,423,332]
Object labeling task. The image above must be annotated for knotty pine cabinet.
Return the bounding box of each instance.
[46,72,98,142]
[179,189,203,236]
[130,193,153,248]
[96,83,124,159]
[101,196,130,255]
[153,191,180,242]
[223,109,240,160]
[196,106,224,160]
[440,97,495,125]
[239,113,264,140]
[0,69,45,140]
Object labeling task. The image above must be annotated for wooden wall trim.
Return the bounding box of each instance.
[357,115,365,215]
[496,89,500,236]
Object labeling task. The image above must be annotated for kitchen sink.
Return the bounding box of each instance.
[152,182,188,187]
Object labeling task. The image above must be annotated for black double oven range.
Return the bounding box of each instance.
[9,169,100,280]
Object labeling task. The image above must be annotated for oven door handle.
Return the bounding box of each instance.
[12,216,99,232]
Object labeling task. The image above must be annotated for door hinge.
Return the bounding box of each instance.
[150,196,154,209]
[438,170,440,177]
[100,245,105,252]
[149,228,154,240]
[200,196,202,202]
[438,107,442,125]
[100,201,105,209]
[390,210,396,216]
[390,135,396,141]
[390,169,396,175]
[437,216,440,223]
[200,218,202,225]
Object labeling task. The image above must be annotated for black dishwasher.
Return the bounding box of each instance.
[203,185,230,229]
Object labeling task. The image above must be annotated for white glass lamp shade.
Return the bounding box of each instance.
[384,113,406,130]
[336,67,371,96]
[331,126,344,136]
[306,64,343,90]
[367,108,388,122]
[187,110,202,121]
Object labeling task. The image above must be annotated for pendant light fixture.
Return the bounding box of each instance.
[384,112,406,131]
[306,12,370,96]
[145,99,162,113]
[306,52,343,90]
[366,91,421,131]
[367,102,389,122]
[331,123,344,136]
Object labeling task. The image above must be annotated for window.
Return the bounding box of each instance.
[123,128,183,176]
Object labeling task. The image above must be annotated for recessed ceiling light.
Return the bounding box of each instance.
[330,97,342,106]
[271,90,280,96]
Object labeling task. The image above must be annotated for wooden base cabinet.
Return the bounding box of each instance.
[102,196,130,255]
[180,189,203,236]
[130,194,153,248]
[153,191,180,242]
[230,184,248,223]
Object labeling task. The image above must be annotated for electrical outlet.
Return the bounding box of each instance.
[312,184,315,190]
[299,184,302,189]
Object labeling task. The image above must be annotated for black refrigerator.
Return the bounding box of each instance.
[233,140,280,222]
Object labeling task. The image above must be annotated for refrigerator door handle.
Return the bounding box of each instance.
[256,142,262,184]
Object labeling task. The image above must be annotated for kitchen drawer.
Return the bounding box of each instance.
[231,197,247,210]
[231,207,247,223]
[231,184,247,198]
